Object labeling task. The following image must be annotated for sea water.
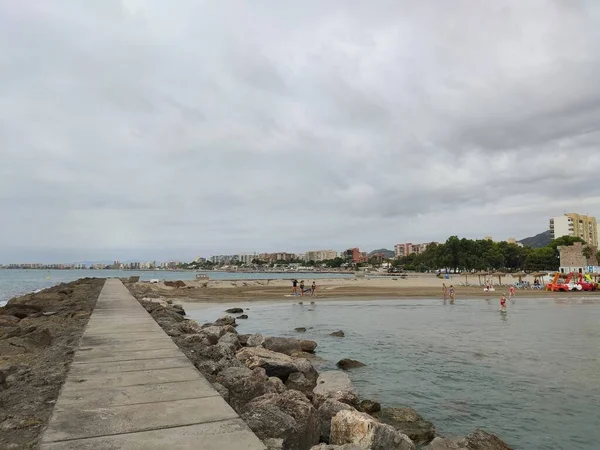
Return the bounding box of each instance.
[187,298,600,450]
[0,269,350,306]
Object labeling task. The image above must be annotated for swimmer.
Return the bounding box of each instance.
[499,294,507,312]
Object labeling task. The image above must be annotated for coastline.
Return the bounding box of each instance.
[124,280,515,449]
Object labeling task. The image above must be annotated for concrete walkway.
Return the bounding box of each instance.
[40,279,266,450]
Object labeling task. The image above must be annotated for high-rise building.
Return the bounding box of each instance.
[550,213,598,247]
[305,250,338,261]
[394,242,438,258]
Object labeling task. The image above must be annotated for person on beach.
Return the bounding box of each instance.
[499,294,507,312]
[442,283,448,300]
[509,285,515,298]
[300,280,305,296]
[449,285,455,301]
[292,279,298,295]
[311,281,316,296]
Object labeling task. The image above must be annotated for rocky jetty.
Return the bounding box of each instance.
[0,278,105,450]
[129,288,514,450]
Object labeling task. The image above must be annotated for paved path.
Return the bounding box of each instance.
[40,278,266,450]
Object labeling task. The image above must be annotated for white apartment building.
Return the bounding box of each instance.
[550,213,598,247]
[305,250,338,261]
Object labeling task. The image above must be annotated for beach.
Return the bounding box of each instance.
[127,273,596,303]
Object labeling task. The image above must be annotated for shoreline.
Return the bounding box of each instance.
[125,280,515,449]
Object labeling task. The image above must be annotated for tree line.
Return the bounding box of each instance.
[393,235,591,272]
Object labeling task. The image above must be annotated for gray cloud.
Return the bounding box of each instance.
[1,0,600,262]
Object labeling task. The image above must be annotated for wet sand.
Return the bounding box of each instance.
[126,275,600,303]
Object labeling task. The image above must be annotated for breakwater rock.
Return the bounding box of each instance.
[131,290,513,450]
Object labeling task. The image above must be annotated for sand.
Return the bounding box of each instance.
[126,274,598,303]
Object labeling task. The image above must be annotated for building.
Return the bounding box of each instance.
[558,242,598,274]
[394,242,437,258]
[343,248,365,264]
[236,253,258,264]
[305,250,338,262]
[550,213,598,247]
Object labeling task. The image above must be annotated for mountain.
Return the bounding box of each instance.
[518,230,552,248]
[368,248,396,258]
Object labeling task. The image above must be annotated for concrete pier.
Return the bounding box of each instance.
[40,279,266,450]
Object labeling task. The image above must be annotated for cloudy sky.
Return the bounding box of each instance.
[2,1,600,263]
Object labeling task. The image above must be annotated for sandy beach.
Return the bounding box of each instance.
[127,273,600,303]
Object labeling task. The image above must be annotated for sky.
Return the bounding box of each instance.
[1,1,600,263]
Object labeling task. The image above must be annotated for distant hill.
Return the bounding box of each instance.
[368,248,395,258]
[519,230,552,248]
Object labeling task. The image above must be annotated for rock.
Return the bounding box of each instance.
[300,339,318,353]
[455,429,513,450]
[164,280,186,288]
[0,370,6,390]
[313,371,358,407]
[236,347,298,380]
[172,304,186,315]
[1,304,42,319]
[358,399,381,415]
[214,315,236,326]
[216,366,270,413]
[330,330,345,337]
[242,391,319,450]
[318,399,355,443]
[373,407,435,445]
[267,376,288,394]
[285,372,316,400]
[294,358,319,384]
[237,314,249,319]
[200,326,227,344]
[265,438,285,450]
[238,334,250,346]
[242,403,298,449]
[0,315,19,327]
[178,320,203,334]
[422,437,463,450]
[212,382,230,402]
[331,410,415,450]
[181,333,212,349]
[295,327,307,332]
[218,332,241,352]
[310,445,363,450]
[264,336,318,356]
[226,307,244,314]
[336,359,366,370]
[247,333,266,347]
[166,299,173,304]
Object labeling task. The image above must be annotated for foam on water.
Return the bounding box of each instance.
[188,298,600,450]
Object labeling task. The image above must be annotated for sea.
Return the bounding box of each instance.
[187,298,600,450]
[0,269,350,306]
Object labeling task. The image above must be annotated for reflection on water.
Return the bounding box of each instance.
[189,298,600,450]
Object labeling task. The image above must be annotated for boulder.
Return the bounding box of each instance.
[454,429,513,450]
[317,399,355,443]
[285,372,316,400]
[242,391,319,450]
[264,337,318,355]
[422,437,464,450]
[0,370,6,390]
[178,320,203,334]
[172,304,186,315]
[164,280,186,288]
[373,407,435,445]
[267,376,288,394]
[330,330,345,338]
[336,359,366,370]
[216,366,270,412]
[200,326,227,344]
[237,314,249,319]
[1,304,42,319]
[239,334,251,346]
[295,327,307,333]
[357,399,381,415]
[214,315,236,326]
[313,371,358,407]
[294,358,319,384]
[236,347,298,380]
[242,403,298,449]
[181,333,212,349]
[247,333,266,347]
[218,332,241,352]
[225,307,244,314]
[331,410,415,450]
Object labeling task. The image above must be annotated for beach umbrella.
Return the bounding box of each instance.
[491,271,506,285]
[474,271,488,285]
[532,271,547,284]
[512,271,528,282]
[462,272,470,284]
